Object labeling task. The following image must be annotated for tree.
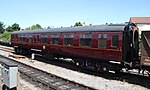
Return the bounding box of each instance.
[74,22,83,26]
[0,22,5,33]
[6,26,13,32]
[12,23,20,31]
[31,24,42,30]
[6,23,21,32]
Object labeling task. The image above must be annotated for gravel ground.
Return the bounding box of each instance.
[0,46,149,90]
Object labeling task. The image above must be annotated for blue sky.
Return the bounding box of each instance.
[0,0,150,29]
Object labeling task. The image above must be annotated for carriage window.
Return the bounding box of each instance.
[19,35,25,42]
[64,34,74,46]
[98,34,102,38]
[52,38,58,44]
[64,38,73,46]
[42,38,48,43]
[42,34,48,44]
[98,34,107,48]
[19,37,23,42]
[112,35,118,47]
[51,34,59,44]
[80,33,92,47]
[103,34,107,39]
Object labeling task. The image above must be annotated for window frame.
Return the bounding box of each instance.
[79,32,92,47]
[19,34,26,43]
[51,33,59,45]
[111,35,119,48]
[41,33,48,44]
[63,33,74,46]
[98,33,107,48]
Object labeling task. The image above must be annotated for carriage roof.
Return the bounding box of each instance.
[12,24,126,34]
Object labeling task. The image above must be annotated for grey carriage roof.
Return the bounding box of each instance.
[12,24,126,34]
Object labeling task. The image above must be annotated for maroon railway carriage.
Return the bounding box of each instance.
[11,23,139,72]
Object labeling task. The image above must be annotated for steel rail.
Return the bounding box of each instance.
[0,55,96,90]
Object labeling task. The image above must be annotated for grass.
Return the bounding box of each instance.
[0,32,11,42]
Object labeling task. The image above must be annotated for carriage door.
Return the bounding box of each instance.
[33,34,41,49]
[33,34,40,43]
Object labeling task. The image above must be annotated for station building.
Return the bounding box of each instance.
[130,17,150,32]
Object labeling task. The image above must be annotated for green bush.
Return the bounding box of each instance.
[0,32,11,42]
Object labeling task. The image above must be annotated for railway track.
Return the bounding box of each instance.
[0,45,150,89]
[0,55,96,90]
[32,56,150,89]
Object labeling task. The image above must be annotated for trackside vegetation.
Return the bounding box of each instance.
[0,32,11,42]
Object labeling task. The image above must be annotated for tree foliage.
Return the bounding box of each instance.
[0,22,5,33]
[31,24,42,30]
[74,22,83,26]
[74,22,92,26]
[12,23,20,31]
[6,23,20,32]
[25,24,42,30]
[6,26,13,32]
